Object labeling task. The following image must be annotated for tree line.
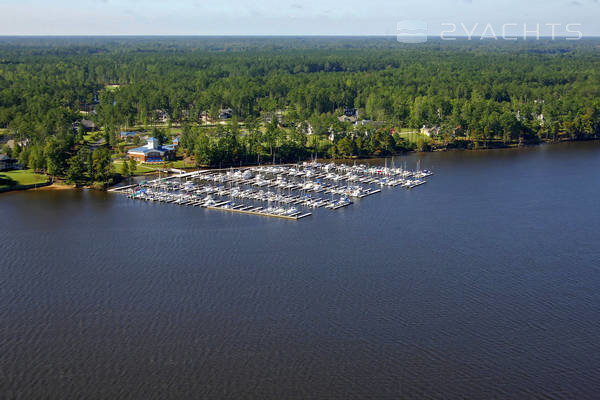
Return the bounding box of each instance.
[1,37,599,176]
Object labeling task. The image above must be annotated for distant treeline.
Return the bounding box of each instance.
[0,37,599,176]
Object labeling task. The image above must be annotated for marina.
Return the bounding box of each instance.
[111,161,433,220]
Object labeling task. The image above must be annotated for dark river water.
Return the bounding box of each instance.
[2,142,600,399]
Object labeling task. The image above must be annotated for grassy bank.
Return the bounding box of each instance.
[0,169,51,192]
[113,159,196,175]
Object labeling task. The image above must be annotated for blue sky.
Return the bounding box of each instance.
[0,0,599,36]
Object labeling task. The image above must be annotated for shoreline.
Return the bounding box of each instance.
[2,138,598,194]
[31,183,76,191]
[0,181,74,194]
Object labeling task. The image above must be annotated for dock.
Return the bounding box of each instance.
[111,161,433,221]
[206,205,312,220]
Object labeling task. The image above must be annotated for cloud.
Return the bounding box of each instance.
[0,0,599,35]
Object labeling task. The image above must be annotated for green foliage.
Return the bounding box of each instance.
[120,159,130,177]
[151,127,168,145]
[66,153,87,186]
[129,157,137,174]
[91,148,114,184]
[0,37,598,176]
[44,136,69,177]
[0,169,50,190]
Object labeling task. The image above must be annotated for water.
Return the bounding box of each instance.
[1,142,600,399]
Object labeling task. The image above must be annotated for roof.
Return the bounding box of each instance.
[80,119,97,129]
[0,154,13,161]
[120,131,137,137]
[219,108,233,118]
[128,146,172,155]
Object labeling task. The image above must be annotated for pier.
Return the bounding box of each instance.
[111,161,433,220]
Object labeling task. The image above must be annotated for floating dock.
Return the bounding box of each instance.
[112,161,433,221]
[206,205,311,220]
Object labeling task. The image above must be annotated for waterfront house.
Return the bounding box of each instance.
[127,137,176,163]
[0,154,18,171]
[537,113,545,126]
[6,138,30,150]
[421,125,440,137]
[300,122,314,136]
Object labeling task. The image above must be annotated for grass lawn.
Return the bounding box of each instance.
[113,158,195,175]
[397,131,430,142]
[0,169,50,190]
[171,160,195,169]
[397,128,420,133]
[83,132,101,143]
[113,159,162,174]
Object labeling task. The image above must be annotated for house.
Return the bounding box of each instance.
[338,107,358,123]
[154,109,169,123]
[127,137,176,163]
[80,119,98,132]
[343,107,358,117]
[120,131,138,140]
[172,137,180,147]
[354,119,373,127]
[298,122,315,136]
[200,111,211,124]
[6,138,30,150]
[0,154,18,171]
[338,115,357,123]
[537,113,545,126]
[421,125,440,137]
[219,108,233,120]
[265,110,283,124]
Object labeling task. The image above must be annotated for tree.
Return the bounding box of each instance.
[77,124,85,143]
[337,136,356,157]
[66,154,87,187]
[152,127,168,145]
[28,145,45,172]
[120,160,130,177]
[44,137,67,177]
[129,157,137,175]
[91,148,113,184]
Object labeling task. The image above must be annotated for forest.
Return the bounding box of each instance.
[1,36,599,187]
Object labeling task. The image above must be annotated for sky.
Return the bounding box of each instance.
[0,0,599,36]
